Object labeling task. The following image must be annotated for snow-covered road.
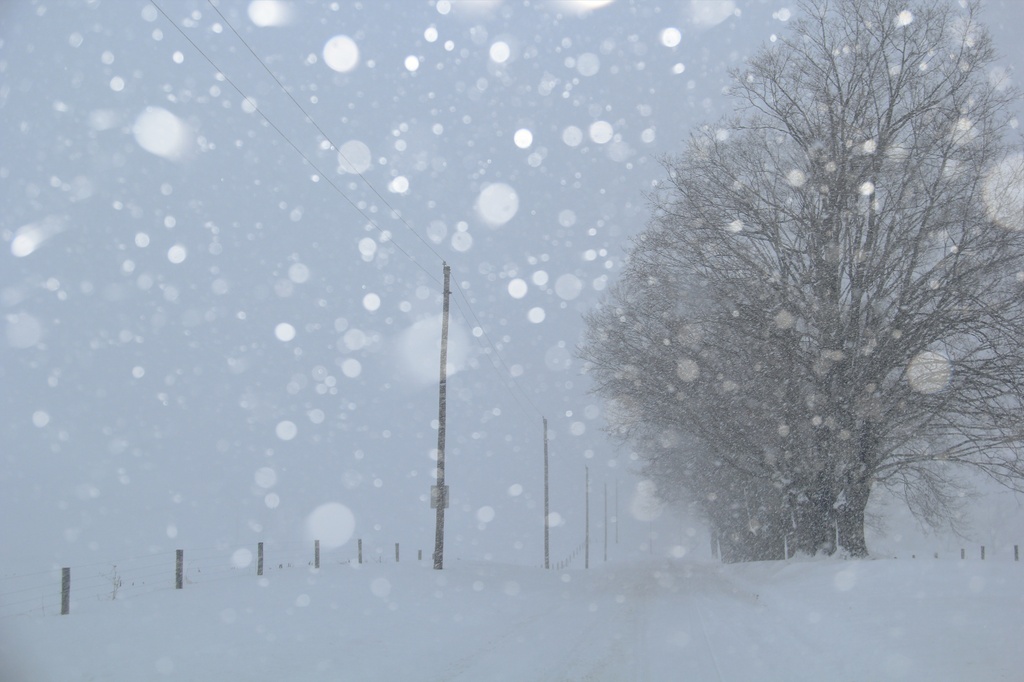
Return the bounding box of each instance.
[3,557,1022,680]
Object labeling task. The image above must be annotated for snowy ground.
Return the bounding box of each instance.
[2,554,1022,681]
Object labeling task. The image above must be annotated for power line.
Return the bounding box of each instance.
[451,290,543,419]
[150,0,440,286]
[154,1,546,421]
[204,0,448,268]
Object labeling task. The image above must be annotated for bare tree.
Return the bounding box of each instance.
[582,0,1024,559]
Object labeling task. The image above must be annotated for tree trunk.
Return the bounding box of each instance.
[835,483,871,557]
[795,487,836,556]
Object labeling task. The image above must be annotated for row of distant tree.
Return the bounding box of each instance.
[582,0,1024,561]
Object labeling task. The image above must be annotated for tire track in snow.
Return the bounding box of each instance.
[692,600,725,682]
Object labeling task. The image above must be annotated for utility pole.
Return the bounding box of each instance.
[585,466,590,569]
[432,263,451,570]
[543,417,550,570]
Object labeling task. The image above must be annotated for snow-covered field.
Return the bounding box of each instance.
[3,555,1022,681]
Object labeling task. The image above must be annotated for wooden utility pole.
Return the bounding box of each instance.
[615,480,619,544]
[585,466,590,569]
[432,263,451,570]
[543,417,550,569]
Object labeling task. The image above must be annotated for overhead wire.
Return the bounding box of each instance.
[204,0,449,268]
[149,0,439,286]
[154,1,546,420]
[450,292,544,417]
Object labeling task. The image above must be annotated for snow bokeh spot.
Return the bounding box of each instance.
[982,152,1024,231]
[451,230,473,252]
[687,0,737,28]
[576,52,600,77]
[527,307,546,323]
[371,577,391,598]
[276,420,298,441]
[786,169,806,187]
[337,140,372,174]
[288,263,310,284]
[340,358,362,378]
[358,237,377,261]
[254,467,277,488]
[231,548,253,568]
[475,183,519,226]
[133,107,191,161]
[676,359,699,382]
[427,220,447,244]
[323,35,359,73]
[305,502,356,549]
[11,216,65,257]
[167,244,187,264]
[247,0,293,27]
[661,28,682,48]
[554,274,583,300]
[6,312,43,349]
[490,41,510,63]
[774,310,795,329]
[388,176,410,194]
[393,315,470,386]
[275,322,296,342]
[562,126,584,147]
[550,0,614,15]
[507,278,528,299]
[513,128,533,149]
[363,293,381,312]
[906,350,951,394]
[589,121,613,144]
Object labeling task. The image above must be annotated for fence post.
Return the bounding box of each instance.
[961,548,965,560]
[418,549,422,561]
[61,567,70,615]
[1015,545,1019,562]
[358,539,363,564]
[395,543,400,563]
[176,550,183,589]
[257,542,264,576]
[981,545,986,561]
[315,540,320,569]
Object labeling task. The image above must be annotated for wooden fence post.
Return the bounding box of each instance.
[1015,545,1019,562]
[418,549,423,561]
[395,543,400,563]
[61,567,70,615]
[961,548,965,560]
[981,545,986,560]
[257,542,264,576]
[176,550,183,589]
[315,540,320,569]
[358,539,362,564]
